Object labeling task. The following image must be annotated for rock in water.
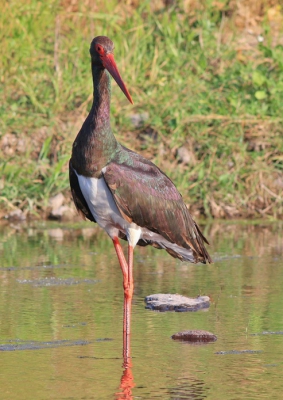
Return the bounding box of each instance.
[172,330,217,342]
[145,293,210,312]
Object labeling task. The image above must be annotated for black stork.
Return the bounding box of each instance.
[69,36,212,364]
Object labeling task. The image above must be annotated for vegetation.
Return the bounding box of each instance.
[1,0,283,219]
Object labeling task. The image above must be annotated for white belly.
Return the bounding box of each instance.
[75,171,141,247]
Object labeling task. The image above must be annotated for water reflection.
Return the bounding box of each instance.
[116,364,135,400]
[168,377,207,400]
[0,220,282,399]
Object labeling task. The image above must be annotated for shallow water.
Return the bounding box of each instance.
[0,220,282,399]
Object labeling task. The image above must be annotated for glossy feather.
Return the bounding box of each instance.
[103,147,212,264]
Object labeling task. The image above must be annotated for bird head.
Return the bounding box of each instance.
[90,36,133,104]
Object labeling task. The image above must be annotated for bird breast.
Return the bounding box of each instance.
[75,170,141,247]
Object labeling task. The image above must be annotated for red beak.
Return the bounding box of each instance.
[102,53,133,104]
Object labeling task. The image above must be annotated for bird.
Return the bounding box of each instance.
[69,36,212,362]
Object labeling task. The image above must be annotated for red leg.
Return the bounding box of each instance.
[128,244,134,297]
[123,244,134,363]
[125,244,134,332]
[112,238,134,366]
[112,237,128,285]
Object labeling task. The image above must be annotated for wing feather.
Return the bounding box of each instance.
[103,155,212,264]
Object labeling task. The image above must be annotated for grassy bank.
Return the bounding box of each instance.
[1,0,283,220]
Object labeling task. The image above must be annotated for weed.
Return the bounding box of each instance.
[0,0,283,219]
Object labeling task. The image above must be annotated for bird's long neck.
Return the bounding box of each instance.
[90,63,112,130]
[71,62,119,177]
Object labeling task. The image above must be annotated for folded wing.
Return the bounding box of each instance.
[103,153,212,264]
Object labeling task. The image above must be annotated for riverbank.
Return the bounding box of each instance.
[1,0,283,221]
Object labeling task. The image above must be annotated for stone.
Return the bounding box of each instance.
[172,330,217,342]
[176,146,195,165]
[5,208,26,221]
[50,205,75,220]
[49,193,65,210]
[130,112,149,128]
[274,177,283,188]
[48,194,76,220]
[145,293,210,312]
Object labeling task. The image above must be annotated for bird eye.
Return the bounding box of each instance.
[95,44,105,55]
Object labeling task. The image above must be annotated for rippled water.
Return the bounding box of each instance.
[0,220,282,399]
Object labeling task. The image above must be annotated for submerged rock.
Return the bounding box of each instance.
[215,350,262,355]
[250,331,283,336]
[0,339,91,351]
[145,294,210,312]
[172,330,217,343]
[17,277,98,287]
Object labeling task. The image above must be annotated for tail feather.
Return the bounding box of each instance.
[192,222,212,264]
[138,232,207,264]
[120,225,212,264]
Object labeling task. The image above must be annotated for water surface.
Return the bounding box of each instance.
[0,220,282,399]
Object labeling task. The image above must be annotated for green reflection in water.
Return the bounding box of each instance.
[0,221,282,399]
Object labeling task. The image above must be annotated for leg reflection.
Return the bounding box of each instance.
[115,293,135,399]
[116,364,134,400]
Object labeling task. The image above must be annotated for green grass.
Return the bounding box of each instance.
[1,0,283,218]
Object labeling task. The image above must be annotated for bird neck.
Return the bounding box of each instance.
[90,63,112,131]
[87,63,118,155]
[71,63,119,177]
